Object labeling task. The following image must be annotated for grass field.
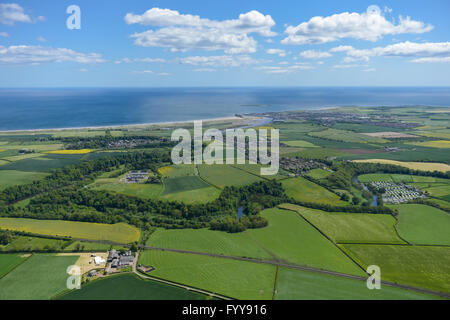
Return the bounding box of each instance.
[0,254,25,278]
[340,244,450,293]
[0,218,140,244]
[0,254,79,299]
[59,273,209,300]
[91,178,163,199]
[0,236,69,252]
[162,176,211,194]
[45,149,94,154]
[0,170,49,190]
[0,143,63,152]
[0,154,84,172]
[281,204,405,244]
[305,168,333,180]
[147,228,272,259]
[139,250,276,300]
[160,186,221,204]
[158,164,195,177]
[198,164,262,188]
[308,128,388,144]
[231,164,288,180]
[392,204,450,245]
[283,140,318,148]
[275,267,440,300]
[282,177,347,205]
[248,208,364,276]
[283,147,351,160]
[353,159,450,173]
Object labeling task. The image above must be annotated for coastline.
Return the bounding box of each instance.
[0,115,262,134]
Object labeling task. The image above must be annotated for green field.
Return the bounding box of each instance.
[305,168,333,180]
[282,177,347,205]
[0,170,49,190]
[248,208,364,276]
[0,218,140,244]
[59,274,209,300]
[0,236,69,252]
[282,204,405,244]
[160,186,221,204]
[139,250,276,300]
[198,164,263,188]
[283,140,318,148]
[0,254,26,278]
[231,164,288,180]
[308,128,388,144]
[147,228,272,259]
[0,154,84,172]
[158,164,196,178]
[162,176,211,194]
[341,244,450,293]
[392,204,450,245]
[91,178,163,199]
[0,254,79,299]
[283,147,351,160]
[275,267,440,300]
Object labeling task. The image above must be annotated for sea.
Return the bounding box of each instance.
[0,87,449,131]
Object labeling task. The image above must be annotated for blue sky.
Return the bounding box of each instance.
[0,0,449,87]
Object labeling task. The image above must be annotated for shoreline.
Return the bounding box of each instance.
[0,116,262,134]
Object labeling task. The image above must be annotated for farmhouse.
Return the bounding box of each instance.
[108,250,134,269]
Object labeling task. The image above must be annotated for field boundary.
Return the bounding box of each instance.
[0,253,32,280]
[140,246,450,298]
[278,206,369,275]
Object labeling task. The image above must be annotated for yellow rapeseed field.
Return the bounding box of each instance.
[353,159,450,173]
[158,166,173,176]
[45,149,93,155]
[406,140,450,149]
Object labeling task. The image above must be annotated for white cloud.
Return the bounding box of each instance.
[126,8,275,54]
[0,31,9,37]
[194,68,216,72]
[0,3,44,25]
[411,57,450,63]
[178,55,260,67]
[266,49,286,57]
[282,5,432,45]
[255,64,314,74]
[115,57,166,64]
[299,50,332,59]
[363,68,376,72]
[338,41,450,63]
[36,36,47,42]
[330,45,354,53]
[133,70,170,76]
[332,64,368,69]
[0,45,105,64]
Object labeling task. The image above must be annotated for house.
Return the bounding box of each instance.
[107,249,119,262]
[108,249,134,269]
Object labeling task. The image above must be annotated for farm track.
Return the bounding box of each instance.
[141,245,450,299]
